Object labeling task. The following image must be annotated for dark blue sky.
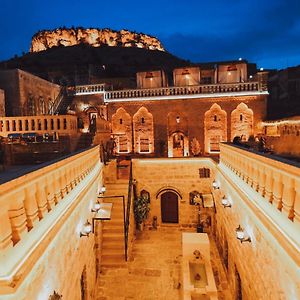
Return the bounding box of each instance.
[1,0,300,70]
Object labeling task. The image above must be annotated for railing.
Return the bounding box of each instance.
[104,81,262,101]
[50,86,67,115]
[219,143,300,225]
[75,83,107,95]
[0,115,78,137]
[124,161,134,261]
[0,146,101,290]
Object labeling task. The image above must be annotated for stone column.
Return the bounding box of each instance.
[24,185,39,230]
[36,182,48,220]
[281,177,296,219]
[265,169,273,203]
[272,172,283,210]
[293,180,300,225]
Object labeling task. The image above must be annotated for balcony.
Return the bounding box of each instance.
[104,81,266,102]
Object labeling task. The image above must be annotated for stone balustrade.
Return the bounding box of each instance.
[0,115,78,137]
[219,143,300,225]
[0,146,101,292]
[104,81,261,101]
[74,83,106,95]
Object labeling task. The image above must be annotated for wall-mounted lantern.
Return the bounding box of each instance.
[212,180,220,190]
[235,225,251,243]
[80,220,92,237]
[221,196,231,208]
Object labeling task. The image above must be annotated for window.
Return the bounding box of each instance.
[240,114,243,121]
[199,168,210,178]
[120,118,123,124]
[141,117,145,124]
[214,115,217,122]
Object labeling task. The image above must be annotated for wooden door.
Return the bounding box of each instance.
[161,192,178,223]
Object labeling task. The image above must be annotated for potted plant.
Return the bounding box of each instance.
[134,195,150,230]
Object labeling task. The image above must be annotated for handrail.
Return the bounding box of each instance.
[51,86,67,115]
[104,81,263,101]
[124,161,133,261]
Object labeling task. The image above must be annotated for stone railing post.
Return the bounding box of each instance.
[272,172,283,210]
[281,177,296,219]
[24,185,39,230]
[293,179,300,225]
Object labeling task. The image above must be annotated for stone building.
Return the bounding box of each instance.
[0,59,299,300]
[0,69,60,116]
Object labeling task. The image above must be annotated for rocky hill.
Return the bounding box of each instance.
[30,28,165,53]
[0,44,189,88]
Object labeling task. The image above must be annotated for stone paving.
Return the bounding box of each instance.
[95,226,231,300]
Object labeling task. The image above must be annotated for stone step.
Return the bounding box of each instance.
[103,234,124,242]
[103,227,124,234]
[102,248,125,256]
[104,219,124,226]
[100,257,127,268]
[102,241,125,250]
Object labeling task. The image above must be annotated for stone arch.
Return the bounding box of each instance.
[204,103,227,153]
[133,107,154,154]
[112,107,132,153]
[167,111,189,157]
[231,103,253,141]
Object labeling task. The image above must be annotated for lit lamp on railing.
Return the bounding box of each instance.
[91,201,101,212]
[235,225,251,243]
[221,196,231,208]
[98,186,106,196]
[212,180,220,190]
[80,220,92,237]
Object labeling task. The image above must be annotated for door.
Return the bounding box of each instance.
[161,191,178,223]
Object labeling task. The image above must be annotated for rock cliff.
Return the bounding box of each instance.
[30,28,165,52]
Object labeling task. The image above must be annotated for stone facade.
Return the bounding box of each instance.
[0,69,60,116]
[133,158,216,227]
[108,95,267,156]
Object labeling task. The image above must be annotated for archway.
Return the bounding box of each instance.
[231,103,253,141]
[168,131,189,157]
[133,107,154,154]
[204,103,227,153]
[161,191,178,223]
[111,108,132,153]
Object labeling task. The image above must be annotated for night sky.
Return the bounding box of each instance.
[1,0,300,70]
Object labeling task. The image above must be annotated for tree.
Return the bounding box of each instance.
[191,137,201,156]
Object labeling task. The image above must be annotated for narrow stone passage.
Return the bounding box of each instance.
[95,227,230,300]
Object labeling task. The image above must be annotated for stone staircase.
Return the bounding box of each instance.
[101,180,129,268]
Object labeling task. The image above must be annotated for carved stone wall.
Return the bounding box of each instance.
[111,107,132,153]
[204,103,227,153]
[231,103,253,141]
[133,107,154,153]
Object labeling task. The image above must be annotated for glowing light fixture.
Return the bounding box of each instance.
[145,72,154,79]
[260,67,264,71]
[80,220,92,237]
[221,196,231,208]
[181,69,190,76]
[238,57,242,61]
[91,201,101,212]
[249,75,253,79]
[235,225,251,243]
[99,186,106,195]
[176,116,180,123]
[212,180,220,190]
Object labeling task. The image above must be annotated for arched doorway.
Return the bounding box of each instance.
[161,191,178,223]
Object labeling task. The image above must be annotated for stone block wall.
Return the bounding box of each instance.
[0,69,60,116]
[132,158,216,227]
[213,167,300,299]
